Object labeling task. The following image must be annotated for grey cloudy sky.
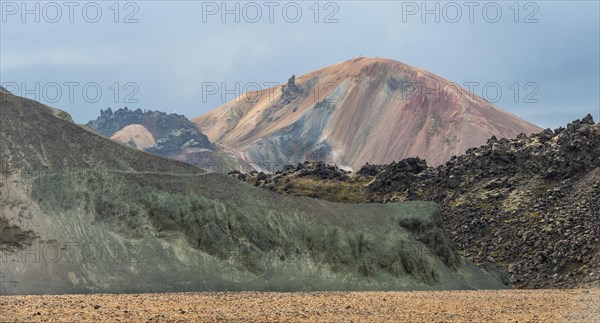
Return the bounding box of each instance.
[1,1,598,128]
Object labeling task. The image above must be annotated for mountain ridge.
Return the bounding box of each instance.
[85,107,257,172]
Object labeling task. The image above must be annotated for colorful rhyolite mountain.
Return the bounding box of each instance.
[194,57,542,169]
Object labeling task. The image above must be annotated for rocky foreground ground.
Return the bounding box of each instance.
[1,289,598,322]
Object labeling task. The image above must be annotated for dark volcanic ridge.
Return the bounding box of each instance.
[84,107,260,172]
[87,107,198,140]
[87,107,215,152]
[230,115,600,289]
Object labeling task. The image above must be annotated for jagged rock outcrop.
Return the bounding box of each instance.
[86,107,254,172]
[231,115,600,289]
[281,75,302,103]
[145,128,214,154]
[195,57,541,169]
[87,107,194,140]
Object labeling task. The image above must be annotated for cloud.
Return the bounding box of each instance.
[0,48,121,71]
[0,1,598,128]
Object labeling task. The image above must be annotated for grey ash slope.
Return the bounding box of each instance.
[0,90,506,294]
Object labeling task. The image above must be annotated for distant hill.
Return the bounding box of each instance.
[86,107,252,172]
[194,57,541,169]
[110,124,156,149]
[87,107,196,140]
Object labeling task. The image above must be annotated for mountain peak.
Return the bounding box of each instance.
[194,58,541,169]
[304,56,416,80]
[342,56,407,67]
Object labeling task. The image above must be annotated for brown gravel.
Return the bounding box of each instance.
[0,289,598,322]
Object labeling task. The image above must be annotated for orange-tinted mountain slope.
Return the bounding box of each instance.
[110,124,156,149]
[194,57,541,169]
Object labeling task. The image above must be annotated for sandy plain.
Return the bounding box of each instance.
[1,289,598,322]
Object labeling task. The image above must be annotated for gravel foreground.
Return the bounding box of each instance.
[1,289,598,322]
